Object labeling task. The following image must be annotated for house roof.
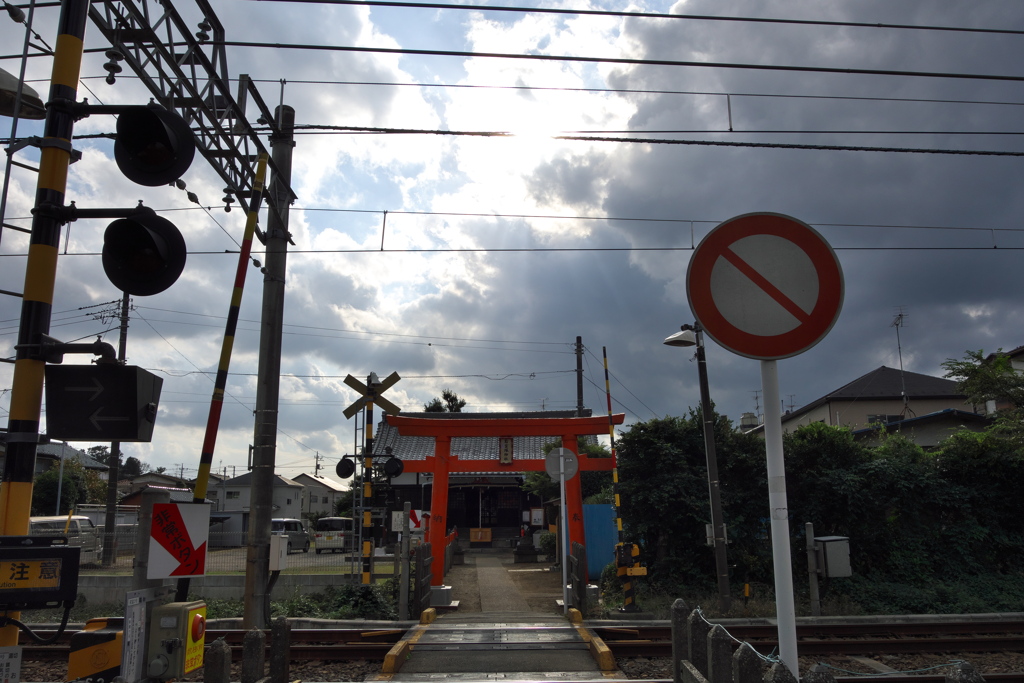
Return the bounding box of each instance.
[292,473,347,492]
[222,472,303,488]
[783,366,964,424]
[851,408,988,437]
[372,410,596,462]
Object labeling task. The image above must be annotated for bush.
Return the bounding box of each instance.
[538,532,556,556]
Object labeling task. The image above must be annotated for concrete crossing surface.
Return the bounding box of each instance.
[371,551,620,682]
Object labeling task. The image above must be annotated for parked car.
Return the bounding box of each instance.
[271,518,310,554]
[29,515,103,564]
[313,517,355,554]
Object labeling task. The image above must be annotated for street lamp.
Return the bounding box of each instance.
[664,322,731,613]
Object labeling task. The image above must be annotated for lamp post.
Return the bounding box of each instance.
[664,322,731,613]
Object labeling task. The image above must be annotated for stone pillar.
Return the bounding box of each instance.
[269,617,291,683]
[733,643,766,683]
[763,661,799,683]
[707,625,734,683]
[671,599,689,683]
[687,610,710,678]
[241,629,266,683]
[804,663,838,683]
[204,637,232,683]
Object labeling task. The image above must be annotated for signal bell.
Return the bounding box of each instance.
[383,456,404,478]
[114,104,196,186]
[336,457,356,478]
[102,212,186,296]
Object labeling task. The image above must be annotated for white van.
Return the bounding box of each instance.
[313,517,355,554]
[30,515,103,564]
[271,518,311,554]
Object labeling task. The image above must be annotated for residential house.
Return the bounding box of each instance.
[0,437,109,479]
[209,472,304,546]
[292,472,347,518]
[766,366,976,434]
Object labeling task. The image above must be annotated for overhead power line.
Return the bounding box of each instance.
[215,40,1024,84]
[250,0,1024,37]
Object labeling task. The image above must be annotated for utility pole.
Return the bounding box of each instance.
[243,104,295,629]
[102,293,130,566]
[575,336,584,417]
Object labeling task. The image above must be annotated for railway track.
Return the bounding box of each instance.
[20,620,1024,664]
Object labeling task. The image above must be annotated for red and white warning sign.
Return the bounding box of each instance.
[148,503,210,579]
[687,212,844,360]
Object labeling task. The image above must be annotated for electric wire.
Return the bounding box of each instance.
[215,40,1024,84]
[71,73,1024,111]
[250,0,1024,37]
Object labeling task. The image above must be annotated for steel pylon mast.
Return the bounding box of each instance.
[87,0,296,212]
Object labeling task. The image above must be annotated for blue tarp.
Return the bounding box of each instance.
[583,504,617,580]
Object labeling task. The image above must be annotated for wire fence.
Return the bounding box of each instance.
[81,529,398,575]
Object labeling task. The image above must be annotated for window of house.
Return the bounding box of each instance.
[286,498,292,505]
[868,414,902,424]
[227,491,240,499]
[323,496,329,503]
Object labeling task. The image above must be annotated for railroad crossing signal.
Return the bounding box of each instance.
[45,364,163,442]
[342,371,401,419]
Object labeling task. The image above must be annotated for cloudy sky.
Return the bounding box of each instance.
[2,0,1022,485]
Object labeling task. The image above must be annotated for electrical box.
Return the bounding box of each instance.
[146,600,206,680]
[269,534,288,571]
[814,535,852,578]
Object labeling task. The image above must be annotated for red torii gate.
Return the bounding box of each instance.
[387,413,625,586]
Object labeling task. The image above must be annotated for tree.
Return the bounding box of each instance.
[122,456,143,478]
[943,349,1024,440]
[424,388,466,412]
[615,411,767,587]
[31,459,106,516]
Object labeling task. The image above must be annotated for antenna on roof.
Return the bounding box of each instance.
[891,307,915,419]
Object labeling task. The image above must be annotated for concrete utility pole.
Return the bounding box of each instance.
[103,293,130,566]
[575,336,584,417]
[243,105,295,629]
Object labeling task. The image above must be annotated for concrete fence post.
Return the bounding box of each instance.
[945,661,986,683]
[763,661,799,683]
[732,642,766,683]
[687,610,710,678]
[706,624,733,683]
[241,629,266,683]
[671,599,689,683]
[204,637,232,683]
[269,617,291,683]
[804,663,838,683]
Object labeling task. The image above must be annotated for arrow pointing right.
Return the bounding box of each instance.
[64,376,105,402]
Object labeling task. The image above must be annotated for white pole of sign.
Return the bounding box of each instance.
[760,360,799,676]
[560,452,569,615]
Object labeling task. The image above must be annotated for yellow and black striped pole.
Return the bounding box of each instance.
[0,0,89,647]
[603,347,645,612]
[362,383,375,584]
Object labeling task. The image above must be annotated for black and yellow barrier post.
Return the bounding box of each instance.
[603,347,646,612]
[0,0,89,647]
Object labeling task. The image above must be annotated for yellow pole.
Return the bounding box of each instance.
[0,0,88,646]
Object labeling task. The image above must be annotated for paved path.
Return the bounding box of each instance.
[477,556,531,612]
